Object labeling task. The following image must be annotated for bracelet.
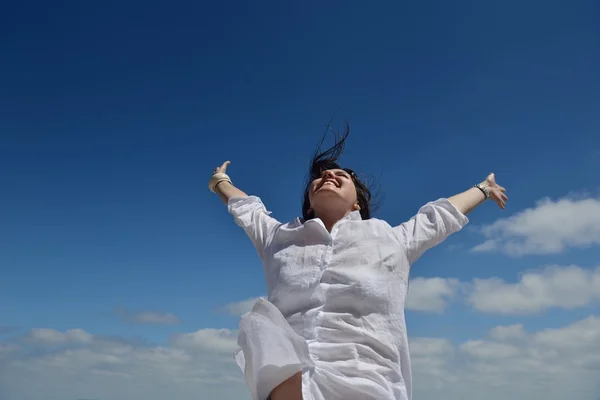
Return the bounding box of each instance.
[209,173,232,193]
[473,183,490,199]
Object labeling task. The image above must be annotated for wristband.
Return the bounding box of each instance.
[473,183,490,199]
[209,173,232,193]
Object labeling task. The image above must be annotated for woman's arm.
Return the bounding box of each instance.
[209,161,280,260]
[393,173,507,265]
[215,181,247,203]
[448,173,507,215]
[210,161,248,203]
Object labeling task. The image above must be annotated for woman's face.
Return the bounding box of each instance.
[308,168,358,213]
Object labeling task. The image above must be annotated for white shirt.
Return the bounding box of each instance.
[228,196,468,400]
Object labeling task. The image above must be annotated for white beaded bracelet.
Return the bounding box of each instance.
[209,173,232,193]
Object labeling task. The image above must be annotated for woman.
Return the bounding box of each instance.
[209,127,507,400]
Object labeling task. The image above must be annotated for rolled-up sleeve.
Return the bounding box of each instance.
[228,196,281,260]
[393,198,469,265]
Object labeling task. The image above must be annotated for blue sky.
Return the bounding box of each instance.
[1,1,599,399]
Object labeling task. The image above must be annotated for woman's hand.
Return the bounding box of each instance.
[213,160,231,175]
[210,160,248,203]
[483,173,508,209]
[448,173,507,215]
[209,160,232,193]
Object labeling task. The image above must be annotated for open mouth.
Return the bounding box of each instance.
[317,179,339,191]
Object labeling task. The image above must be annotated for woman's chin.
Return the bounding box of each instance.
[315,186,340,195]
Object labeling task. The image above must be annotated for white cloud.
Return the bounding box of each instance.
[488,324,526,341]
[409,337,454,357]
[222,297,261,316]
[412,315,600,400]
[468,265,600,314]
[131,311,181,325]
[0,343,19,356]
[459,340,521,359]
[406,277,460,312]
[114,307,182,325]
[0,328,246,400]
[2,316,600,400]
[24,328,93,345]
[171,328,238,353]
[409,338,455,384]
[472,196,600,255]
[533,315,600,353]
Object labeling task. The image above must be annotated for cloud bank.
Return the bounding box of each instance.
[2,315,599,400]
[472,196,600,256]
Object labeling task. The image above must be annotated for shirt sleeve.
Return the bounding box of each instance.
[228,196,281,260]
[392,198,469,265]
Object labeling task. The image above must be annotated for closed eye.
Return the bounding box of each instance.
[321,170,351,179]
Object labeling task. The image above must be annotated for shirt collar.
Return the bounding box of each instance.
[346,210,362,220]
[297,210,362,225]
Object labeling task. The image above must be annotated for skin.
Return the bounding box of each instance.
[307,168,361,231]
[268,372,302,400]
[211,160,507,399]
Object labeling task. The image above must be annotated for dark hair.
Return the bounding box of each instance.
[301,121,373,221]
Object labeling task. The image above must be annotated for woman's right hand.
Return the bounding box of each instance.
[213,160,231,175]
[210,160,248,202]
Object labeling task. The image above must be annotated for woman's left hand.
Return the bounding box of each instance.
[484,173,508,209]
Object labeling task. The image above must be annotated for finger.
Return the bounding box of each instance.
[220,160,230,171]
[502,193,508,201]
[493,196,504,208]
[500,186,506,192]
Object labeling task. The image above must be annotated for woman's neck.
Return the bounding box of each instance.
[314,209,352,232]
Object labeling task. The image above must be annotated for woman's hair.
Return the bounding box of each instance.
[301,121,373,221]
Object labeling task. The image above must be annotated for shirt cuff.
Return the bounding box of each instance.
[432,198,470,228]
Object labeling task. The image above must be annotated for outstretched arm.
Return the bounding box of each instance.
[209,161,280,260]
[210,161,248,203]
[394,173,508,265]
[448,173,508,215]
